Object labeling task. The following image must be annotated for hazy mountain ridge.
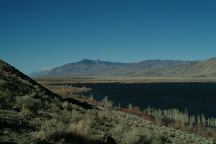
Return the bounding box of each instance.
[30,58,216,78]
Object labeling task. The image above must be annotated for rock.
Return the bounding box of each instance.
[106,136,117,144]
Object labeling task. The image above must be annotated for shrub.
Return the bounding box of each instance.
[101,96,113,109]
[88,94,96,105]
[32,118,67,142]
[96,109,110,122]
[32,130,46,141]
[71,109,83,122]
[123,127,141,144]
[16,95,41,114]
[0,89,15,109]
[67,119,92,137]
[110,124,125,142]
[62,101,73,110]
[128,104,133,111]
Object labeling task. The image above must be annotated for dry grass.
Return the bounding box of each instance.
[120,104,216,140]
[124,128,140,144]
[42,85,90,98]
[67,119,92,137]
[32,109,94,143]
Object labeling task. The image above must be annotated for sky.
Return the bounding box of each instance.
[0,0,216,73]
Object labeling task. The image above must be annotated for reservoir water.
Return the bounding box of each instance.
[71,82,216,117]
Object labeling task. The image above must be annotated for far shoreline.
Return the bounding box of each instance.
[34,77,216,84]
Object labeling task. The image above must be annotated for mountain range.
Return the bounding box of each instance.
[30,58,216,78]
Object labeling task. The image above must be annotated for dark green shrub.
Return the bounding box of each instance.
[0,89,15,109]
[16,95,41,114]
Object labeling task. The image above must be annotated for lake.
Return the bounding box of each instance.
[71,82,216,117]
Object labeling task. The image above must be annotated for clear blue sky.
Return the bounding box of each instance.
[0,0,216,73]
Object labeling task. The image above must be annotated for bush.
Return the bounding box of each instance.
[16,95,41,114]
[67,119,92,137]
[101,96,113,109]
[111,124,154,144]
[124,127,141,144]
[88,94,96,105]
[128,104,133,110]
[62,101,73,110]
[33,112,93,143]
[110,124,125,143]
[32,118,67,142]
[0,89,15,109]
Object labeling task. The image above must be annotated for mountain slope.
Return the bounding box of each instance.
[0,59,60,100]
[0,59,92,109]
[152,58,216,78]
[0,59,94,143]
[30,58,216,78]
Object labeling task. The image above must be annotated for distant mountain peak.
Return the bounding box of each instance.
[77,59,112,65]
[77,59,97,64]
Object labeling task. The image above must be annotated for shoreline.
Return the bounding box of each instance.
[35,77,216,84]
